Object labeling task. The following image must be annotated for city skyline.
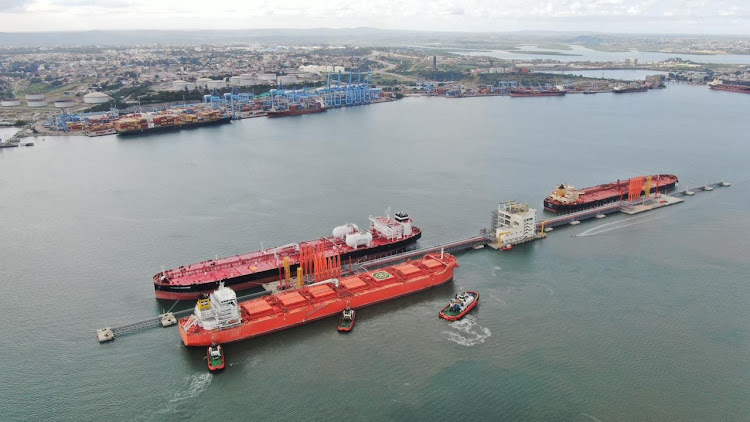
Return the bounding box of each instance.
[0,0,748,34]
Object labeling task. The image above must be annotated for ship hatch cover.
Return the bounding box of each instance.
[393,264,420,275]
[308,284,336,300]
[277,291,308,308]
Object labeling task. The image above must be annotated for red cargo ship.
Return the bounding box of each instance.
[544,174,679,213]
[179,253,458,346]
[708,82,750,94]
[267,103,326,117]
[154,212,421,300]
[510,88,566,97]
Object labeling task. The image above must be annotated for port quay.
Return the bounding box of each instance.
[97,179,730,342]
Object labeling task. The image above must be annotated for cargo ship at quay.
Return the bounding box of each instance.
[266,102,326,117]
[510,88,566,97]
[544,174,679,213]
[153,212,421,300]
[114,109,231,136]
[178,252,458,346]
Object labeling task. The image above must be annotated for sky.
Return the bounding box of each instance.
[0,0,748,34]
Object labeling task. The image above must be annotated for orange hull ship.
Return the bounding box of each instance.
[179,253,458,346]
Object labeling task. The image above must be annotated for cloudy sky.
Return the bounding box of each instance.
[0,0,747,34]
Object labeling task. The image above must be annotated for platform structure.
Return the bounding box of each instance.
[620,194,683,214]
[673,181,730,196]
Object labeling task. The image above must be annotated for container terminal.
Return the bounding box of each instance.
[96,176,730,343]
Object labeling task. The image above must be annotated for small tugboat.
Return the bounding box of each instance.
[337,306,356,332]
[439,291,479,321]
[160,312,177,327]
[500,244,513,251]
[207,343,225,372]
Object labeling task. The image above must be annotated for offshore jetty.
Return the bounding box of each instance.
[97,175,730,343]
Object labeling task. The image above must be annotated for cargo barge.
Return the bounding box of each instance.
[154,212,422,300]
[613,85,648,93]
[544,174,679,213]
[708,81,750,94]
[178,252,458,346]
[510,88,566,97]
[267,103,326,117]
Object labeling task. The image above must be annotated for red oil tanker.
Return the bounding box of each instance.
[178,252,459,346]
[153,212,421,300]
[543,174,679,213]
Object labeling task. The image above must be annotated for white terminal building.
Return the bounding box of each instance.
[490,201,538,246]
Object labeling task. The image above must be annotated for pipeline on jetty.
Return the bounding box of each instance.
[96,290,271,342]
[96,180,729,344]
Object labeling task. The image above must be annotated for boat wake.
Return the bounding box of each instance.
[443,315,491,347]
[157,373,212,414]
[573,214,666,237]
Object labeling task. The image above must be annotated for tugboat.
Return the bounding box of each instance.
[337,305,356,332]
[439,291,479,321]
[207,343,225,372]
[500,244,513,251]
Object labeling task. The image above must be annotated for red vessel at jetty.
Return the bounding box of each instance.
[510,88,566,97]
[544,174,679,213]
[179,253,459,346]
[154,212,421,300]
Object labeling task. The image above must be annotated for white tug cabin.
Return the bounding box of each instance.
[491,201,537,246]
[187,282,242,331]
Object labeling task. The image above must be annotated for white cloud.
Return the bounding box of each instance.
[0,0,748,33]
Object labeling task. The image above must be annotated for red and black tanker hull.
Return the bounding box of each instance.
[154,231,422,300]
[543,176,678,213]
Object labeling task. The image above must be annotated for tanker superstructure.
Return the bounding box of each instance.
[544,174,679,213]
[154,212,421,300]
[179,253,458,346]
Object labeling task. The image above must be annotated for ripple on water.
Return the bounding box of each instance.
[443,315,492,346]
[156,372,212,415]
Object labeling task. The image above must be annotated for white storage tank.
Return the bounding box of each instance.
[83,92,111,104]
[26,100,47,107]
[332,223,359,239]
[1,99,21,107]
[54,98,75,108]
[172,80,195,91]
[25,93,45,101]
[345,232,373,248]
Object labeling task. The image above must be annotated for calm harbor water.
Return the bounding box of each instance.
[1,85,749,421]
[458,44,750,65]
